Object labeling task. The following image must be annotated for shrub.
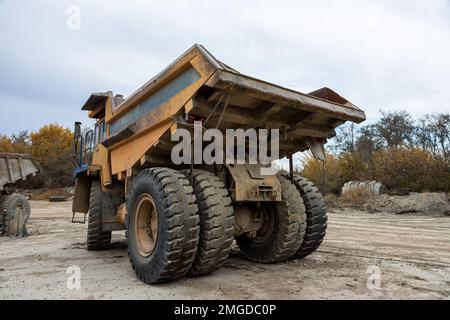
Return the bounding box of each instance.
[340,188,374,206]
[301,152,344,194]
[300,147,449,195]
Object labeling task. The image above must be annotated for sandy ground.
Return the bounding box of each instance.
[0,200,449,300]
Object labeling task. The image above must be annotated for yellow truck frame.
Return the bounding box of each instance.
[72,44,365,284]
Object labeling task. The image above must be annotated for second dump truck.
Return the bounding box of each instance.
[72,44,366,284]
[1,153,41,237]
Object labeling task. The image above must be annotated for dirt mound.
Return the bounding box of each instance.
[30,188,73,201]
[366,193,450,216]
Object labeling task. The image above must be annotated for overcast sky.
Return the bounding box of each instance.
[1,0,449,136]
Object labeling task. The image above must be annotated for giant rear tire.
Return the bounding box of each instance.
[183,170,234,276]
[236,176,306,263]
[87,181,111,250]
[289,175,328,259]
[126,168,200,284]
[0,193,31,237]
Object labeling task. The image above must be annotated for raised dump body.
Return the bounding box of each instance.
[78,45,365,177]
[0,153,41,190]
[72,44,366,284]
[0,153,41,237]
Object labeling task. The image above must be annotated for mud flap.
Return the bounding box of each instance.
[307,137,326,161]
[71,174,91,223]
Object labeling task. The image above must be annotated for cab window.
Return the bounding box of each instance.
[95,119,106,145]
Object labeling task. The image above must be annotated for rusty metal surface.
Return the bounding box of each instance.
[72,174,91,214]
[109,44,365,127]
[110,67,201,135]
[109,45,215,122]
[226,164,281,202]
[100,182,126,232]
[234,206,264,236]
[78,44,367,177]
[0,153,41,190]
[207,70,366,123]
[308,87,362,110]
[81,92,109,111]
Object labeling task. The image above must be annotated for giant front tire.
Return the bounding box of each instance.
[126,168,200,284]
[87,181,111,250]
[183,170,234,276]
[236,176,306,263]
[290,175,328,259]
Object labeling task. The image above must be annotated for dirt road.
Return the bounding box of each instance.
[1,200,449,299]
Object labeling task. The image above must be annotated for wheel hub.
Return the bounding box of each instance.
[235,205,275,241]
[252,206,275,242]
[134,194,158,257]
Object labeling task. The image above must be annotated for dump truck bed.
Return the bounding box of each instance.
[85,44,365,175]
[0,153,41,190]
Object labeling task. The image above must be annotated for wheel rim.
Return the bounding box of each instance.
[134,193,158,257]
[253,206,275,243]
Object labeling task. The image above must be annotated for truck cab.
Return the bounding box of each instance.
[73,92,124,174]
[72,92,124,222]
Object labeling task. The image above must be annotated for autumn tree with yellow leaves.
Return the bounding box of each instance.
[0,124,74,188]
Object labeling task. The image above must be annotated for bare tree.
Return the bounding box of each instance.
[417,113,450,160]
[375,110,415,148]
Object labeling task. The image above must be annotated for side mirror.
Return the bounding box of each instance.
[74,122,81,137]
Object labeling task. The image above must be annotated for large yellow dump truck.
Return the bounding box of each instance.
[72,44,365,283]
